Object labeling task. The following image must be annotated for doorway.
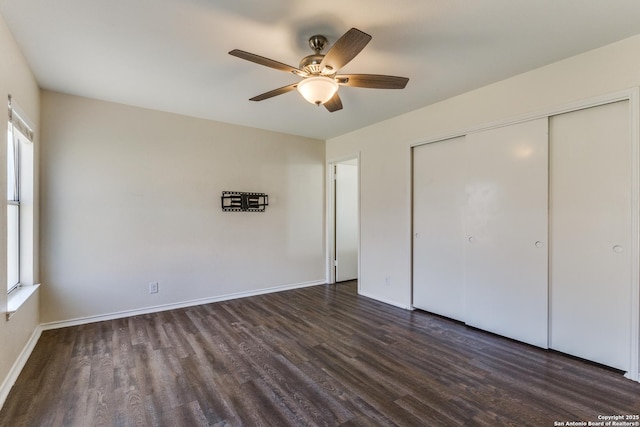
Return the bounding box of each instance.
[329,156,359,285]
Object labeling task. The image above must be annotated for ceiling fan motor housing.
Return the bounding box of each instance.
[299,54,325,75]
[300,35,331,75]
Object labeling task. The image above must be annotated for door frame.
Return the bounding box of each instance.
[327,154,361,288]
[410,88,640,382]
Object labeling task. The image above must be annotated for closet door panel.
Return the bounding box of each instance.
[549,101,631,371]
[465,118,549,348]
[412,137,466,321]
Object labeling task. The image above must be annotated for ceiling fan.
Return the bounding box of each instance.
[229,28,409,112]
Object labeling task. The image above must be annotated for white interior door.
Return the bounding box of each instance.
[549,101,632,371]
[412,136,466,321]
[335,161,358,282]
[465,118,549,348]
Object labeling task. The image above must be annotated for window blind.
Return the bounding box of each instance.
[8,95,34,142]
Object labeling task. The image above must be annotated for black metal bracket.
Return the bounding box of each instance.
[221,191,268,212]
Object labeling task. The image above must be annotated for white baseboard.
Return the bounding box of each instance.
[40,279,326,331]
[357,290,413,310]
[0,324,42,410]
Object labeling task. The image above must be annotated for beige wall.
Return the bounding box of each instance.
[326,34,640,309]
[0,15,40,395]
[40,91,325,323]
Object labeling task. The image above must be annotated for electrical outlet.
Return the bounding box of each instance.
[148,281,159,294]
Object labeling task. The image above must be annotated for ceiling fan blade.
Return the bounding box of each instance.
[249,83,298,101]
[229,49,301,74]
[336,74,409,89]
[320,28,372,73]
[324,92,343,112]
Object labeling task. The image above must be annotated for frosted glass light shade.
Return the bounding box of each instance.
[297,76,338,105]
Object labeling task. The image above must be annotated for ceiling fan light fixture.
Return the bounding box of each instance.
[297,76,338,106]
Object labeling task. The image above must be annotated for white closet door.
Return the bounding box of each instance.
[549,101,631,371]
[465,118,549,348]
[413,137,466,321]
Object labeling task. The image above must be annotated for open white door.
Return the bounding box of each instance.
[335,160,358,282]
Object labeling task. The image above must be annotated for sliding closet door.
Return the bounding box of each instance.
[465,118,549,348]
[413,137,466,321]
[549,101,631,371]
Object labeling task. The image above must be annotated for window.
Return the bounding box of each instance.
[7,123,19,292]
[7,96,34,294]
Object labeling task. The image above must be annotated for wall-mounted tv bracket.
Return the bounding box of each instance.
[221,191,268,212]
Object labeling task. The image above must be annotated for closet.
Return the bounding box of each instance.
[412,99,634,372]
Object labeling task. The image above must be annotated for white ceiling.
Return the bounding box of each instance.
[2,1,640,140]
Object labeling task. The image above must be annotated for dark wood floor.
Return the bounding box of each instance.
[1,281,639,426]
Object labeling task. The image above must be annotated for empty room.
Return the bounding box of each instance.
[1,1,640,425]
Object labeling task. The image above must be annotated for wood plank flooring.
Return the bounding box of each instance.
[1,281,640,426]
